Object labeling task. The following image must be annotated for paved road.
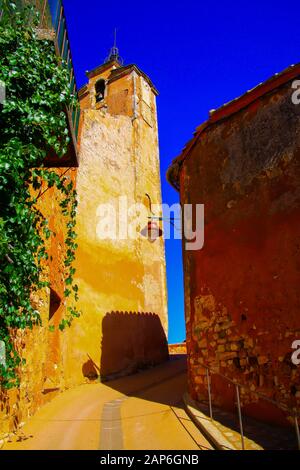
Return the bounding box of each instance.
[3,356,213,450]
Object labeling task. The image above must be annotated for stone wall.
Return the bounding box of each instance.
[168,343,187,355]
[179,78,300,426]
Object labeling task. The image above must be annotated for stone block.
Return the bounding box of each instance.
[198,338,208,349]
[258,356,269,365]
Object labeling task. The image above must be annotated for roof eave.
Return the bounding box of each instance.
[86,59,122,79]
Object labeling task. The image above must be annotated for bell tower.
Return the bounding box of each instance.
[68,44,169,383]
[79,50,159,123]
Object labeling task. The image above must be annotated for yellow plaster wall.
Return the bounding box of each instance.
[64,65,168,384]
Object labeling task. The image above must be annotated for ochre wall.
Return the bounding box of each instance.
[0,168,77,442]
[64,64,168,387]
[169,343,187,355]
[180,81,300,426]
[100,312,168,380]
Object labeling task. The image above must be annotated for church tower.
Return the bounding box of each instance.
[67,43,169,382]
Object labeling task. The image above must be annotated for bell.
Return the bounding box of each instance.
[140,221,163,242]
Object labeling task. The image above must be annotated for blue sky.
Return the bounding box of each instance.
[63,0,300,343]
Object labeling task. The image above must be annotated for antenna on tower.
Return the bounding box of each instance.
[106,28,124,65]
[113,28,117,49]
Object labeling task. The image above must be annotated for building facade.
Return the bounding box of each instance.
[167,64,300,427]
[69,55,168,382]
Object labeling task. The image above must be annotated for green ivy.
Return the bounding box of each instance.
[0,2,80,388]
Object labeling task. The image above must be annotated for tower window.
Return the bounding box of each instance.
[95,79,105,103]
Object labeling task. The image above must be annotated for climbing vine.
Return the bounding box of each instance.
[0,2,80,388]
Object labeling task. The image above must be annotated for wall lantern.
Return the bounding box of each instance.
[140,220,163,242]
[140,194,180,242]
[140,193,165,242]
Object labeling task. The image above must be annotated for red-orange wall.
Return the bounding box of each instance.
[179,80,300,426]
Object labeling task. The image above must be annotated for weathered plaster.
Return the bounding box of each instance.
[179,80,300,426]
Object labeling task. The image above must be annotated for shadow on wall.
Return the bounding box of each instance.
[100,311,169,381]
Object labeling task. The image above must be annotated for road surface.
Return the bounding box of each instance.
[3,355,213,450]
